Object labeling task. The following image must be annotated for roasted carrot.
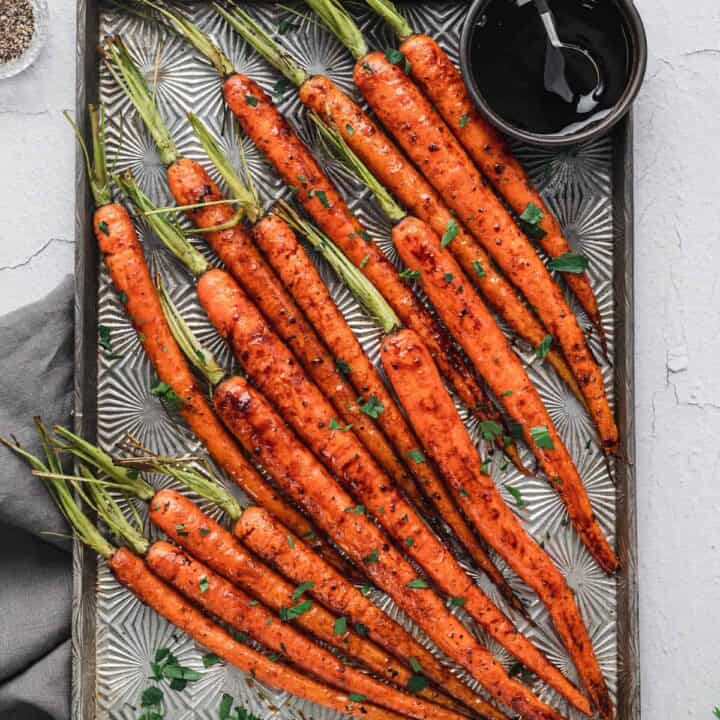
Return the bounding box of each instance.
[353,52,618,454]
[252,212,523,610]
[111,549,404,720]
[298,74,582,404]
[236,505,509,720]
[382,330,610,718]
[147,540,472,720]
[222,72,501,426]
[148,488,461,710]
[392,217,618,574]
[71,104,317,550]
[212,373,565,720]
[15,447,405,720]
[199,267,584,713]
[165,157,413,501]
[397,32,604,342]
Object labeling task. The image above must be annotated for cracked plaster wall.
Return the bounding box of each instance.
[0,0,718,716]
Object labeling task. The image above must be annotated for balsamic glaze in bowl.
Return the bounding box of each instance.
[460,0,647,147]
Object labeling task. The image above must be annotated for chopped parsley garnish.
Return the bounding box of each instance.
[98,220,110,236]
[336,358,352,377]
[279,598,313,621]
[345,123,355,135]
[349,693,367,703]
[288,185,299,196]
[459,114,469,128]
[359,254,370,268]
[309,188,330,208]
[449,596,467,607]
[508,421,524,440]
[548,252,590,273]
[479,419,503,442]
[199,576,209,594]
[399,268,421,282]
[98,324,122,360]
[291,581,315,601]
[244,95,259,107]
[404,57,412,75]
[355,621,369,635]
[359,395,384,418]
[344,504,366,514]
[502,389,513,396]
[201,652,221,668]
[535,334,552,360]
[385,48,404,65]
[278,16,296,35]
[358,229,371,241]
[409,656,422,673]
[441,219,458,247]
[505,484,527,509]
[519,202,547,239]
[199,527,210,536]
[360,583,373,596]
[267,652,281,662]
[286,535,295,549]
[530,425,554,449]
[272,77,293,103]
[443,272,454,282]
[333,616,347,635]
[508,662,535,685]
[406,448,425,464]
[118,290,128,304]
[406,578,429,589]
[329,418,352,431]
[459,487,469,497]
[150,380,184,411]
[407,675,429,694]
[362,548,379,564]
[404,536,415,548]
[175,523,188,537]
[472,259,486,277]
[149,646,202,692]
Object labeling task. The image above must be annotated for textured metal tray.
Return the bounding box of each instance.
[72,1,639,718]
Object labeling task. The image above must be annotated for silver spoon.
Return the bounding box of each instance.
[533,0,603,113]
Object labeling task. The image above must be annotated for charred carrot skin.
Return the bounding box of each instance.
[222,72,500,428]
[146,540,469,720]
[148,489,446,703]
[253,213,520,607]
[353,53,618,454]
[299,75,582,403]
[382,330,605,719]
[92,204,316,546]
[108,548,402,720]
[199,267,577,712]
[166,158,413,504]
[392,217,618,574]
[399,34,604,339]
[213,375,564,720]
[236,506,506,720]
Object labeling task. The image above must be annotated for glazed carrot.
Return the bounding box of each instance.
[222,72,500,426]
[199,267,582,711]
[360,0,603,340]
[18,457,405,720]
[252,213,522,610]
[72,105,317,549]
[236,505,508,720]
[110,549,403,720]
[398,33,604,341]
[382,330,609,718]
[298,74,582,404]
[353,52,618,454]
[213,374,564,720]
[392,217,618,574]
[147,540,471,720]
[149,488,460,709]
[166,157,414,501]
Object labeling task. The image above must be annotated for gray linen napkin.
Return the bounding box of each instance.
[0,276,75,720]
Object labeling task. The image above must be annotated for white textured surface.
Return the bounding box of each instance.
[0,1,718,718]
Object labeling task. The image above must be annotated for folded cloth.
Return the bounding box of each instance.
[0,276,75,720]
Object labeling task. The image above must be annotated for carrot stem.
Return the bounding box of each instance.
[187,112,263,224]
[363,0,413,41]
[311,114,406,224]
[212,3,308,87]
[155,276,227,387]
[102,37,179,166]
[303,0,368,59]
[114,171,209,277]
[273,201,400,334]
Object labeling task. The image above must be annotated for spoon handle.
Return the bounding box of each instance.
[534,0,550,11]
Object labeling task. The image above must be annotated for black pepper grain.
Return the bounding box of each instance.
[0,0,35,64]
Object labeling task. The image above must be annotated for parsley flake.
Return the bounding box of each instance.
[359,395,384,418]
[362,548,379,564]
[530,425,554,449]
[385,48,404,65]
[472,260,486,278]
[548,252,590,273]
[535,334,552,360]
[333,616,347,635]
[406,578,429,589]
[291,581,315,601]
[399,268,421,282]
[441,219,458,247]
[519,202,547,239]
[406,448,425,464]
[245,95,259,107]
[459,114,469,128]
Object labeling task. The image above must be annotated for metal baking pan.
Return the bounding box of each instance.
[71,2,639,718]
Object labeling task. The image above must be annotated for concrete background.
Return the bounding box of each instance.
[0,0,718,716]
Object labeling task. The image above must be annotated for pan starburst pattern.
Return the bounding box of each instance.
[88,2,628,719]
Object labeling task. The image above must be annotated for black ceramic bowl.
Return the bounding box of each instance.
[460,0,647,147]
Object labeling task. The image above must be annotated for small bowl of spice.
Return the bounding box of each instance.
[0,0,49,80]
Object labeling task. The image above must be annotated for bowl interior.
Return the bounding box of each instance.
[0,0,50,81]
